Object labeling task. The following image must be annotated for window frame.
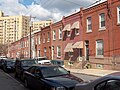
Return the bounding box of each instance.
[57,46,61,57]
[75,28,79,35]
[59,28,62,39]
[38,35,41,44]
[44,47,46,57]
[87,17,92,32]
[96,40,104,57]
[117,6,120,24]
[53,30,56,40]
[67,31,70,37]
[99,13,106,29]
[95,79,120,90]
[47,32,50,42]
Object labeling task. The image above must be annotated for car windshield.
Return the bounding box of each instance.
[21,60,36,67]
[40,66,69,78]
[7,60,15,66]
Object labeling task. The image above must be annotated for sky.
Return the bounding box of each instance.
[0,0,104,22]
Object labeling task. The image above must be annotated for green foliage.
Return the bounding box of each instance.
[0,44,8,56]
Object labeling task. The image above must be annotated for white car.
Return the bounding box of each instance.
[38,60,51,65]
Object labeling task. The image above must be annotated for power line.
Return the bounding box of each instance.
[62,0,81,6]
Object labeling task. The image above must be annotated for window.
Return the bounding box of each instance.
[44,47,46,57]
[87,17,92,32]
[57,46,61,57]
[38,50,40,57]
[38,36,41,44]
[43,33,45,43]
[75,29,79,35]
[59,29,62,39]
[95,80,120,90]
[53,30,56,40]
[117,6,120,24]
[67,31,70,37]
[35,38,37,44]
[99,13,105,28]
[47,32,50,42]
[96,40,104,57]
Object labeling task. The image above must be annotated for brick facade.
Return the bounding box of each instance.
[8,0,120,70]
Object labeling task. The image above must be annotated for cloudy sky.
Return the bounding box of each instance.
[0,0,100,22]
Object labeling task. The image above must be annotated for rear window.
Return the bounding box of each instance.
[21,60,36,67]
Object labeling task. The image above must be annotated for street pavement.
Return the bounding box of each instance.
[66,68,120,77]
[0,69,28,90]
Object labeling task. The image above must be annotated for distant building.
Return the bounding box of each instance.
[32,20,53,32]
[0,10,30,44]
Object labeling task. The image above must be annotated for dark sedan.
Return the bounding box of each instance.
[23,64,83,90]
[2,59,16,72]
[75,72,120,90]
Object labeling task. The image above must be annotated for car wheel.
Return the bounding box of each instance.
[24,79,29,88]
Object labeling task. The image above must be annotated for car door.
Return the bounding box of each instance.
[33,67,46,90]
[26,66,36,88]
[95,79,120,90]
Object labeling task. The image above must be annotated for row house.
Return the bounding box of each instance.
[81,0,120,70]
[40,26,51,59]
[50,21,63,60]
[8,0,120,70]
[8,40,21,59]
[61,12,83,68]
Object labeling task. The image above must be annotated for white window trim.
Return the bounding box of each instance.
[59,29,62,39]
[53,30,56,40]
[99,13,106,30]
[44,48,46,57]
[67,31,70,37]
[47,32,50,42]
[87,17,92,32]
[75,29,79,35]
[57,46,61,57]
[96,40,104,58]
[43,38,45,43]
[38,36,41,44]
[36,38,37,44]
[117,6,120,24]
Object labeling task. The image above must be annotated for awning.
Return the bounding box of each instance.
[72,41,83,48]
[71,21,79,29]
[62,24,71,31]
[64,43,73,52]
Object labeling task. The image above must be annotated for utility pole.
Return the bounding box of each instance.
[30,25,32,59]
[29,16,36,59]
[14,18,16,42]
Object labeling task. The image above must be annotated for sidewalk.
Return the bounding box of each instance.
[66,68,120,77]
[0,69,27,90]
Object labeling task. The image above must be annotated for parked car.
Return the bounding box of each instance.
[23,64,83,90]
[75,72,120,90]
[35,57,47,63]
[0,56,7,68]
[2,59,16,72]
[51,60,64,67]
[38,60,51,64]
[0,59,5,68]
[14,59,37,80]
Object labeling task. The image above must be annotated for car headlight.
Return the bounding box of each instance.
[52,87,66,90]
